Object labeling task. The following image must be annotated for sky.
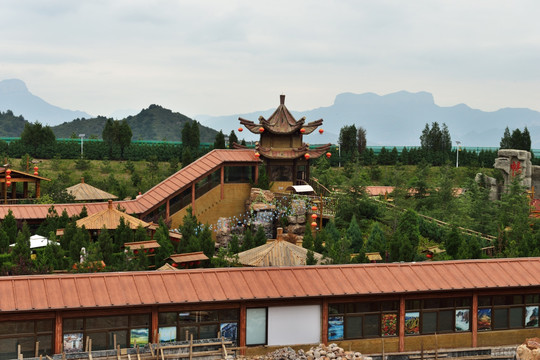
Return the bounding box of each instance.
[1,0,540,119]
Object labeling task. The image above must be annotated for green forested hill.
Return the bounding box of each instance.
[0,110,27,136]
[51,104,218,142]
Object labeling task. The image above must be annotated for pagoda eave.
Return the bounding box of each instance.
[256,143,332,160]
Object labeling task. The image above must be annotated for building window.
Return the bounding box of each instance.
[246,308,267,346]
[63,314,150,352]
[328,300,399,340]
[478,294,539,331]
[0,319,53,360]
[158,309,239,344]
[405,297,471,335]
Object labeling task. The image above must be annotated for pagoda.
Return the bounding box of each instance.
[235,95,331,187]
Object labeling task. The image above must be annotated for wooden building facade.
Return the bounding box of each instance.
[1,258,540,359]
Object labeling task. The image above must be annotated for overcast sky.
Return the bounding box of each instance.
[1,0,540,119]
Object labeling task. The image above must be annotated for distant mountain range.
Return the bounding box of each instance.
[0,79,91,126]
[197,92,540,148]
[2,78,540,147]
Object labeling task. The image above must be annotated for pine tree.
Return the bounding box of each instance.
[178,207,199,253]
[347,216,363,252]
[500,126,512,149]
[302,228,314,250]
[2,209,18,244]
[228,130,238,149]
[390,210,420,262]
[11,228,31,264]
[155,218,173,267]
[241,229,255,251]
[306,249,317,265]
[366,222,386,255]
[134,224,149,243]
[214,130,226,149]
[114,217,133,251]
[199,225,215,263]
[229,234,240,254]
[445,226,462,259]
[254,226,267,247]
[97,226,115,266]
[0,228,8,252]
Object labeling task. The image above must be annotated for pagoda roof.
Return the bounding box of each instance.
[66,177,118,201]
[239,95,323,135]
[256,143,332,160]
[75,200,150,230]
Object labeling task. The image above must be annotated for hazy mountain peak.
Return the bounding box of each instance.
[0,78,92,126]
[334,90,435,106]
[0,79,28,94]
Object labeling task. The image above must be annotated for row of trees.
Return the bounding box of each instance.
[500,126,531,152]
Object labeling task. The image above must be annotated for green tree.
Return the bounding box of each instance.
[2,209,18,244]
[155,218,174,267]
[357,127,367,156]
[445,226,462,259]
[20,121,56,156]
[302,228,314,250]
[254,226,267,247]
[182,146,193,166]
[339,124,358,164]
[229,234,240,254]
[116,119,133,159]
[500,126,512,149]
[198,225,215,265]
[390,210,420,262]
[102,118,115,159]
[11,224,31,265]
[365,222,387,256]
[214,130,226,149]
[0,228,9,252]
[114,217,133,251]
[97,226,115,266]
[228,130,238,148]
[241,229,255,251]
[134,224,149,243]
[347,216,363,252]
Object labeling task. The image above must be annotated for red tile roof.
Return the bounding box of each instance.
[1,258,539,313]
[0,149,259,221]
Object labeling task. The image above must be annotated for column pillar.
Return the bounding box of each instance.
[321,298,329,345]
[191,183,196,213]
[399,296,405,352]
[472,293,478,347]
[151,306,159,343]
[220,165,225,200]
[239,304,247,355]
[54,311,62,354]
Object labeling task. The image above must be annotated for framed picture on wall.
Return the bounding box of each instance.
[328,316,344,340]
[64,333,84,353]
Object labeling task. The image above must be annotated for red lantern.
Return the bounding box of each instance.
[172,263,178,268]
[144,249,148,253]
[259,127,264,133]
[326,152,332,158]
[311,213,317,220]
[150,248,155,253]
[6,180,10,187]
[5,175,10,181]
[254,152,260,158]
[300,128,306,134]
[311,221,317,227]
[238,127,243,132]
[34,166,38,176]
[5,169,11,175]
[311,205,318,211]
[34,172,38,176]
[304,153,310,160]
[319,128,324,134]
[134,250,138,254]
[426,253,433,259]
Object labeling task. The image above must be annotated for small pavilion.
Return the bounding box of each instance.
[76,200,151,231]
[235,95,331,190]
[0,167,50,204]
[66,177,118,202]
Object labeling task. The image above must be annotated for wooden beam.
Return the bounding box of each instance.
[54,311,62,354]
[220,166,224,200]
[321,298,329,345]
[472,292,478,347]
[151,306,159,344]
[399,296,405,352]
[191,183,196,213]
[36,180,41,198]
[239,303,246,355]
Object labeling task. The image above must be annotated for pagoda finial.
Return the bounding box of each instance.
[280,94,285,105]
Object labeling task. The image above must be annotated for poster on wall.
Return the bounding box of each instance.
[405,312,420,335]
[159,326,177,343]
[220,323,238,341]
[328,316,344,340]
[63,333,84,353]
[477,309,492,331]
[381,314,397,336]
[130,328,149,347]
[455,309,470,331]
[525,306,539,327]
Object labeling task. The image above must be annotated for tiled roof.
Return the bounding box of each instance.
[75,200,150,230]
[236,239,324,266]
[1,258,540,313]
[0,149,259,221]
[169,252,208,263]
[66,179,118,201]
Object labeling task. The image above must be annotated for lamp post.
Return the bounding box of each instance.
[456,141,461,168]
[79,134,85,158]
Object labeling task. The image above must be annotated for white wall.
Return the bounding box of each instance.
[267,305,321,346]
